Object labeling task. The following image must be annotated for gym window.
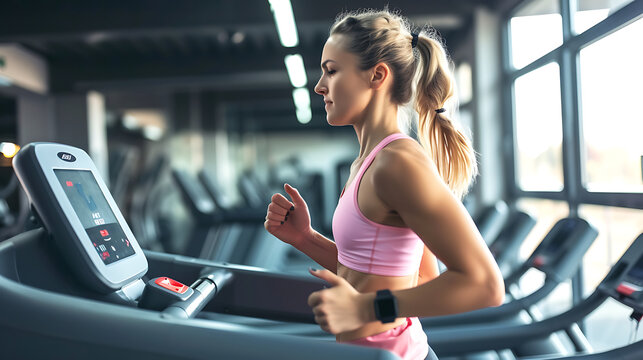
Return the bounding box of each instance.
[578,18,643,194]
[504,0,642,350]
[504,0,642,209]
[513,62,564,192]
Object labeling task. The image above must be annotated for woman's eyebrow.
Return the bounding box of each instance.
[321,59,337,68]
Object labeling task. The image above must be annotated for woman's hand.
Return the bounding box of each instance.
[307,268,373,334]
[264,183,312,247]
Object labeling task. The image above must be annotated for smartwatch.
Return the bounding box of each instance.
[373,289,398,323]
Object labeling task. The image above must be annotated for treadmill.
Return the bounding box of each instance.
[198,169,314,273]
[474,201,509,245]
[172,169,289,270]
[428,233,643,359]
[423,216,598,328]
[0,143,396,360]
[171,169,266,259]
[488,209,537,278]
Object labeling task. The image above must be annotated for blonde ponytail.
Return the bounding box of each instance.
[414,35,477,198]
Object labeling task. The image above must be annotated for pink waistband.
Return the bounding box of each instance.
[343,317,429,360]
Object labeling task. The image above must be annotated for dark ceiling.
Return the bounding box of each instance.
[0,0,512,131]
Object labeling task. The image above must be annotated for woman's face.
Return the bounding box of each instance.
[314,35,373,126]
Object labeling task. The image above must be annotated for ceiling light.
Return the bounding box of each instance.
[268,0,299,47]
[292,88,312,124]
[292,87,310,109]
[296,107,311,124]
[284,54,307,87]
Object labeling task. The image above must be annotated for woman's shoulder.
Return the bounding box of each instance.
[375,137,431,171]
[371,138,451,211]
[371,138,441,188]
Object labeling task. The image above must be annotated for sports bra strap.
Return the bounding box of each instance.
[355,133,412,182]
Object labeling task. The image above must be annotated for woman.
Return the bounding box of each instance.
[264,9,504,360]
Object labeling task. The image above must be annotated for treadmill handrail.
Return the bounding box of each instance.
[544,339,643,360]
[428,291,606,356]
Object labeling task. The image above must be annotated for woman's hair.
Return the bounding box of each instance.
[329,9,477,198]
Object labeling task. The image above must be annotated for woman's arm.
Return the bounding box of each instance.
[292,229,339,274]
[371,146,505,317]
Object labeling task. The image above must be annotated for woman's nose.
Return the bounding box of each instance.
[314,78,326,95]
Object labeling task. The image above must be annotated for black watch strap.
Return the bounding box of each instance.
[373,289,398,323]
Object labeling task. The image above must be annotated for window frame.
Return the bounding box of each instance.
[502,0,643,211]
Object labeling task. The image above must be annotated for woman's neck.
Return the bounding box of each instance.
[353,97,401,159]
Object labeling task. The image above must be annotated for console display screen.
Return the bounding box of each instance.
[54,169,135,265]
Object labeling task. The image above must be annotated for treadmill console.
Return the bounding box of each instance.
[616,248,643,300]
[529,218,597,280]
[601,234,643,312]
[13,143,148,293]
[531,218,578,268]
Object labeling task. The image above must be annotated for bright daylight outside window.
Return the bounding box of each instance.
[579,19,643,193]
[510,0,562,69]
[514,62,564,191]
[573,0,634,34]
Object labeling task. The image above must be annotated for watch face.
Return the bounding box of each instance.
[375,290,398,322]
[378,297,397,317]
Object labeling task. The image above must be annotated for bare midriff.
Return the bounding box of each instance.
[335,262,420,342]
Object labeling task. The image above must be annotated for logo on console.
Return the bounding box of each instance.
[57,152,76,162]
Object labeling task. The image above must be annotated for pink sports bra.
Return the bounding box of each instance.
[332,133,424,277]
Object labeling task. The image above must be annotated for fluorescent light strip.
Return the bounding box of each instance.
[284,54,307,88]
[269,0,299,47]
[292,87,311,109]
[292,88,312,124]
[296,107,312,124]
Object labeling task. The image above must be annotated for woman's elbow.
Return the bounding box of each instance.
[484,268,505,307]
[471,267,504,308]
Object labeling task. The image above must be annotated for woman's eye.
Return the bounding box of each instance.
[327,70,336,75]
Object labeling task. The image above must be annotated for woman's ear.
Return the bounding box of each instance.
[370,62,391,90]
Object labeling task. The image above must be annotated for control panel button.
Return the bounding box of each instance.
[616,281,642,297]
[155,277,189,294]
[533,255,546,267]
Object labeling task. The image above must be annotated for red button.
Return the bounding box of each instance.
[100,229,109,237]
[617,283,636,296]
[155,277,189,294]
[533,256,545,267]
